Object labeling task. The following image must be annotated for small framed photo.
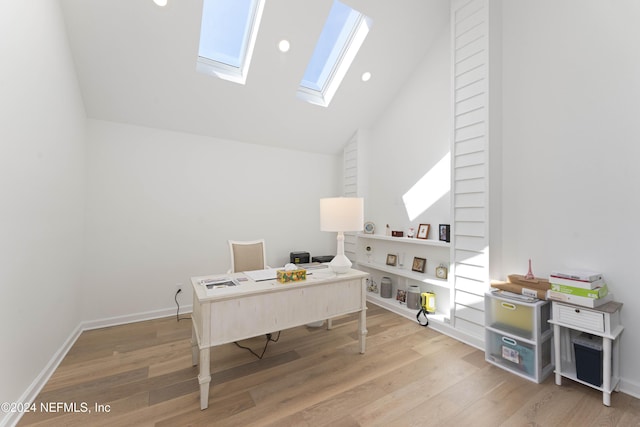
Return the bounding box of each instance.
[396,289,406,303]
[417,224,430,239]
[386,253,397,266]
[439,224,451,242]
[412,257,426,273]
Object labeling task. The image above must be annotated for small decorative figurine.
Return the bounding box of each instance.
[524,259,535,280]
[407,227,415,238]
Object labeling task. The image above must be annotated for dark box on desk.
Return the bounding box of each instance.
[573,333,603,386]
[290,251,310,264]
[312,255,334,263]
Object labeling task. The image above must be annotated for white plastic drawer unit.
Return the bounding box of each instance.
[486,294,551,340]
[554,303,605,333]
[485,330,552,379]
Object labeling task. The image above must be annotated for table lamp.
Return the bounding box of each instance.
[320,197,364,274]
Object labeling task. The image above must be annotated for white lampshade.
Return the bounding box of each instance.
[320,197,364,232]
[320,197,364,274]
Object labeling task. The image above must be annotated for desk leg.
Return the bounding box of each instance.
[191,326,198,367]
[603,337,612,406]
[198,348,211,410]
[553,324,562,386]
[358,307,367,354]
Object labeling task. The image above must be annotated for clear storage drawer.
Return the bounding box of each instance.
[486,330,552,381]
[486,294,550,340]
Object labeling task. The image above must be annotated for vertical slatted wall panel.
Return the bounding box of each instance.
[343,135,359,261]
[451,0,490,341]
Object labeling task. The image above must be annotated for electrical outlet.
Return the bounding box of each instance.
[175,283,183,294]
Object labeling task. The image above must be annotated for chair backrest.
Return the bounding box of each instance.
[228,239,267,273]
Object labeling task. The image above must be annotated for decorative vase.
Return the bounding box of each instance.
[380,277,392,298]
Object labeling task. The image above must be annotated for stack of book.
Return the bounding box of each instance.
[547,270,612,308]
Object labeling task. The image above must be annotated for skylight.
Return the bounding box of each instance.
[297,1,372,107]
[197,0,265,84]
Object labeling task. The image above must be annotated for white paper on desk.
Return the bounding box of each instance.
[243,268,280,282]
[200,277,238,287]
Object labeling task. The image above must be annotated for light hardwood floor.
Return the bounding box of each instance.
[18,304,640,426]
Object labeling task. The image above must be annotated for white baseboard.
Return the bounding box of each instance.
[1,305,193,427]
[620,378,640,401]
[81,304,193,331]
[0,324,82,427]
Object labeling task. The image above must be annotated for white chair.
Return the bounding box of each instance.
[228,239,267,273]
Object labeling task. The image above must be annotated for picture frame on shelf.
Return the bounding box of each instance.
[396,289,406,303]
[417,223,430,239]
[439,224,450,242]
[412,257,426,273]
[386,253,397,266]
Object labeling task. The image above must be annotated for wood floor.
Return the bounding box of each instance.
[18,304,640,426]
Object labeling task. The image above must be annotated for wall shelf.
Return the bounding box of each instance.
[355,261,449,289]
[366,291,449,325]
[355,233,452,325]
[357,233,450,248]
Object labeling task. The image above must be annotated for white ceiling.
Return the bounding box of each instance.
[60,0,449,155]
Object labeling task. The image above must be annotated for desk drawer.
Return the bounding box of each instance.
[555,303,604,333]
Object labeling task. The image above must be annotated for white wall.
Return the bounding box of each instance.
[501,0,640,394]
[82,120,339,323]
[0,0,86,416]
[366,17,451,238]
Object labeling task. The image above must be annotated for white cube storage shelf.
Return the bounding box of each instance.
[484,291,554,383]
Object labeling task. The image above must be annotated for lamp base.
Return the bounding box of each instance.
[329,254,352,274]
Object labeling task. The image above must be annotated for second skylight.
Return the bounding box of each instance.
[297,1,372,107]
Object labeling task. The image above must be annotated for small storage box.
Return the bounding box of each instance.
[573,333,603,386]
[290,251,310,264]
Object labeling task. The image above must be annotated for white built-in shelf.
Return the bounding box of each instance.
[357,233,450,248]
[355,261,450,289]
[366,291,449,325]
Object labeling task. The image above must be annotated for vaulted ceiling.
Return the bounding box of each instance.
[60,0,449,154]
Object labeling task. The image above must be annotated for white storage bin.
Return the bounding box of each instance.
[484,291,554,383]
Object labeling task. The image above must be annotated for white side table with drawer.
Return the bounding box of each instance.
[548,300,623,406]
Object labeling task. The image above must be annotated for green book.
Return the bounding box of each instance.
[550,283,608,299]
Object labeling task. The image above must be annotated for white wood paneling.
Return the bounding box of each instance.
[455,206,485,222]
[343,134,361,262]
[455,289,485,310]
[451,0,491,344]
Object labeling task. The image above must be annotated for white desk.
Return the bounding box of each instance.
[190,268,369,410]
